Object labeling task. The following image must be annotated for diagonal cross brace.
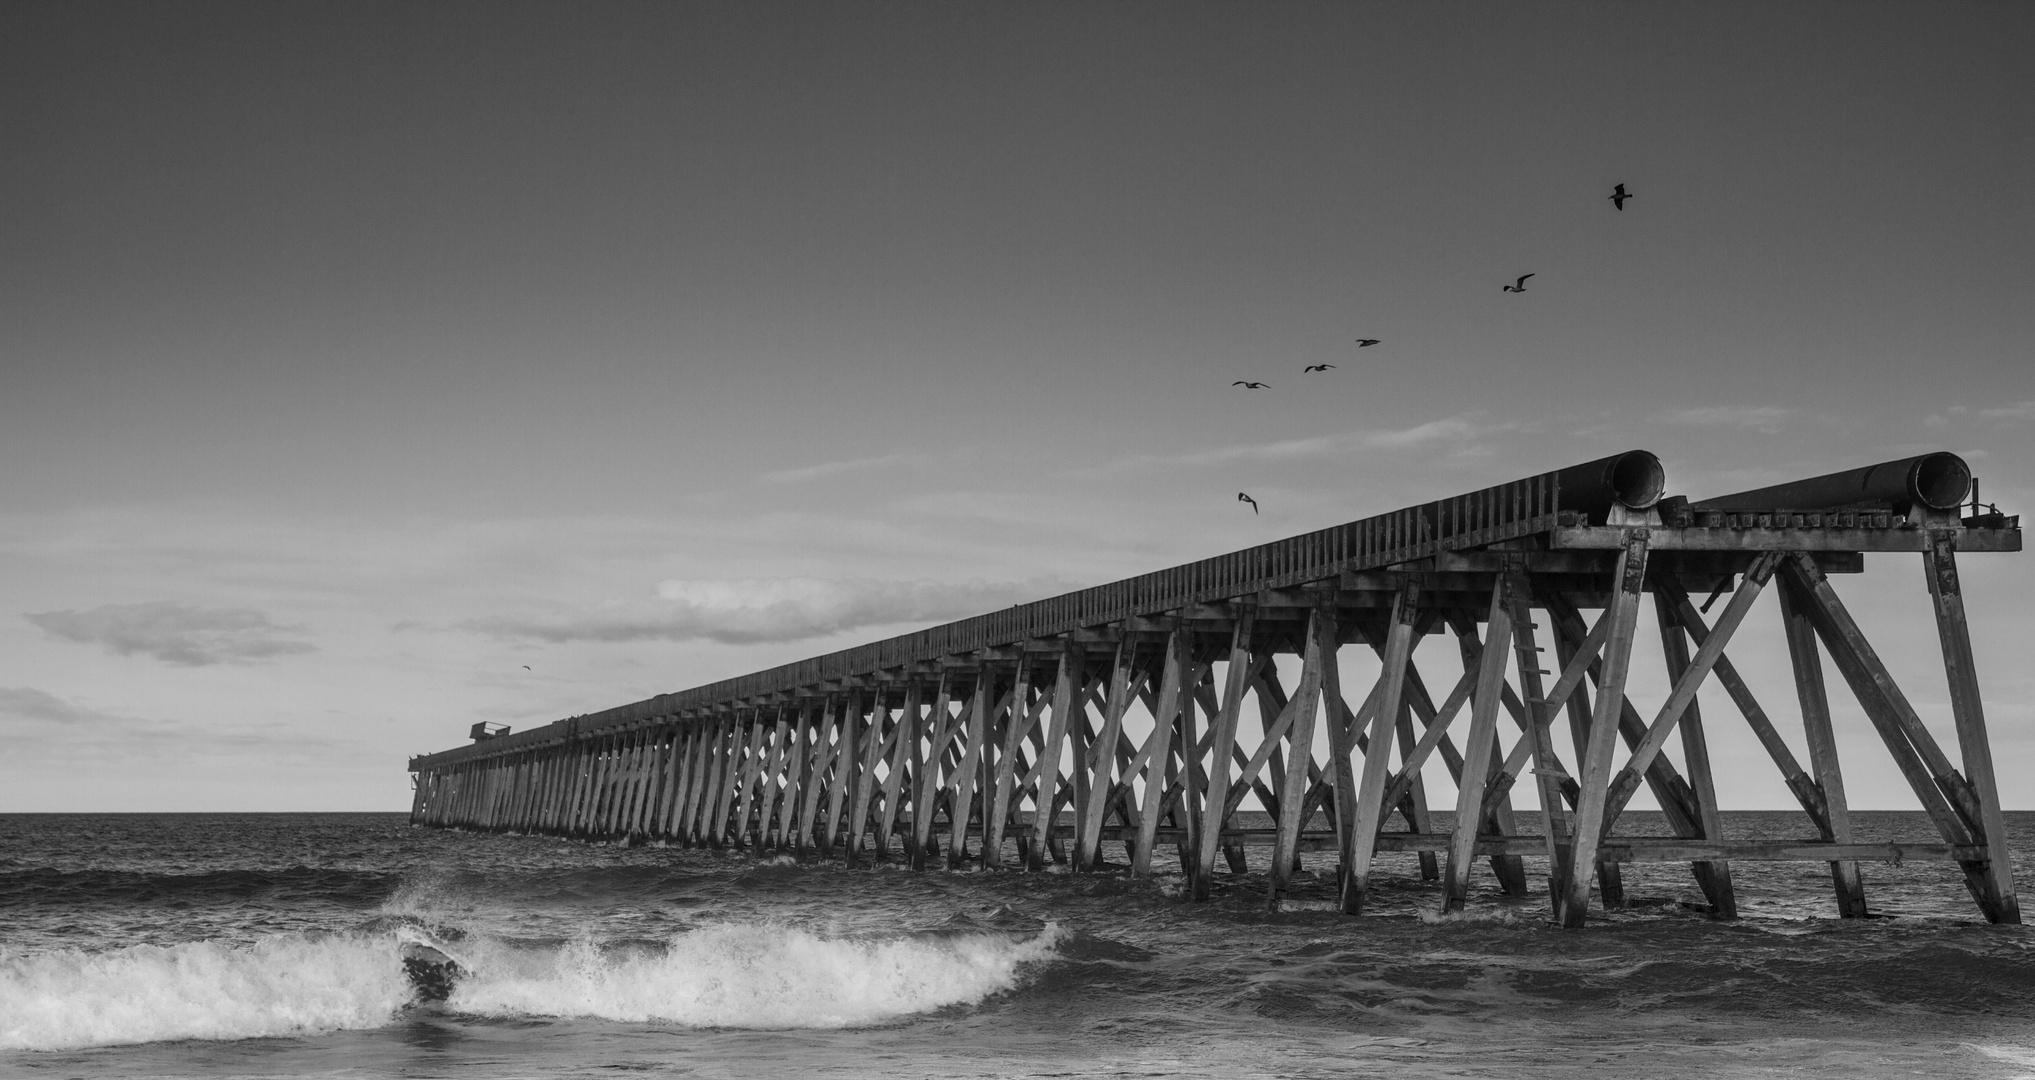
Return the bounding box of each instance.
[1601,551,1781,831]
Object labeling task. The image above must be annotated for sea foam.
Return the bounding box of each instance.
[0,934,410,1052]
[0,923,1061,1051]
[447,922,1064,1027]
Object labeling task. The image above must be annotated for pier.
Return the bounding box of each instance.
[408,451,2021,925]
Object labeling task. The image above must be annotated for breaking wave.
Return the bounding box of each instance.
[0,934,409,1052]
[0,923,1061,1051]
[445,922,1064,1027]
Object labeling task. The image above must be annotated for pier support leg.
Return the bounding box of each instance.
[948,672,994,869]
[884,681,922,865]
[1030,645,1083,871]
[1777,581,1869,917]
[1134,628,1189,876]
[1271,605,1329,901]
[819,693,856,858]
[913,679,956,869]
[1559,529,1649,927]
[1924,534,2021,923]
[799,697,839,858]
[1193,606,1256,900]
[1344,581,1418,913]
[1078,641,1135,871]
[1783,554,2000,918]
[1653,590,1737,918]
[1443,578,1513,915]
[1505,574,1573,915]
[985,665,1034,869]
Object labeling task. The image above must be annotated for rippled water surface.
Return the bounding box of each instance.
[3,812,2033,1078]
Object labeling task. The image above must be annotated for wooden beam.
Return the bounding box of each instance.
[1344,579,1419,914]
[1442,577,1513,915]
[1783,555,1986,858]
[984,665,1036,868]
[814,694,853,856]
[1133,628,1189,877]
[1193,604,1257,901]
[1923,533,2021,923]
[1652,588,1738,917]
[1030,645,1084,870]
[1661,583,1830,831]
[947,673,995,868]
[880,680,922,863]
[1505,570,1572,914]
[1270,603,1330,900]
[913,677,958,869]
[1775,582,1869,916]
[1559,528,1650,927]
[1078,641,1136,871]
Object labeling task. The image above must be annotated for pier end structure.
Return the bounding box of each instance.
[408,451,2022,924]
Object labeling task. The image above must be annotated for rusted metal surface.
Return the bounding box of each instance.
[1691,452,1972,514]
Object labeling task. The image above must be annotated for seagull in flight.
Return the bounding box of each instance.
[1609,183,1632,211]
[1355,339,1381,347]
[522,665,531,671]
[1304,364,1335,372]
[1238,492,1259,514]
[1232,380,1269,389]
[1502,274,1535,293]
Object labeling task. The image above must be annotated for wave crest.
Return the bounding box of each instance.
[0,923,1062,1051]
[0,935,409,1052]
[448,923,1063,1027]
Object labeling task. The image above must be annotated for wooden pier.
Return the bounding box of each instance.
[408,451,2021,925]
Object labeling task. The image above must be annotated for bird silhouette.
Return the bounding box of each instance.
[522,665,531,671]
[1304,364,1335,372]
[1355,339,1381,347]
[1609,183,1632,211]
[1502,274,1535,293]
[1232,380,1269,389]
[1238,492,1259,514]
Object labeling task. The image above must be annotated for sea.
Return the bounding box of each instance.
[3,811,2033,1079]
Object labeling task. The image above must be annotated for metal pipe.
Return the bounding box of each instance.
[1556,450,1666,519]
[1690,452,1971,514]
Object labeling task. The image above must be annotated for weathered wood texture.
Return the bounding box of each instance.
[408,457,2021,925]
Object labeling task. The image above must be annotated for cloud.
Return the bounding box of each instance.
[1087,415,1495,474]
[0,686,136,728]
[24,601,316,666]
[0,686,192,756]
[1363,416,1481,448]
[1976,401,2035,421]
[0,686,348,763]
[1661,406,1794,431]
[761,452,916,484]
[461,576,1074,646]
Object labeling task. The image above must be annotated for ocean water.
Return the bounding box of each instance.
[3,812,2033,1079]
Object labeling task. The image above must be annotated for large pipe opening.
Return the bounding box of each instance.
[1607,450,1667,509]
[1555,450,1666,522]
[1910,452,1972,511]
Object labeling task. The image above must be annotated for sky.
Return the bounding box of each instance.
[2,1,2031,812]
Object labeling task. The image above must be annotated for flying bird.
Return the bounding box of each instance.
[1304,364,1335,372]
[1355,339,1381,347]
[1232,380,1269,389]
[522,665,531,670]
[1609,183,1632,211]
[1238,492,1259,514]
[1502,274,1535,293]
